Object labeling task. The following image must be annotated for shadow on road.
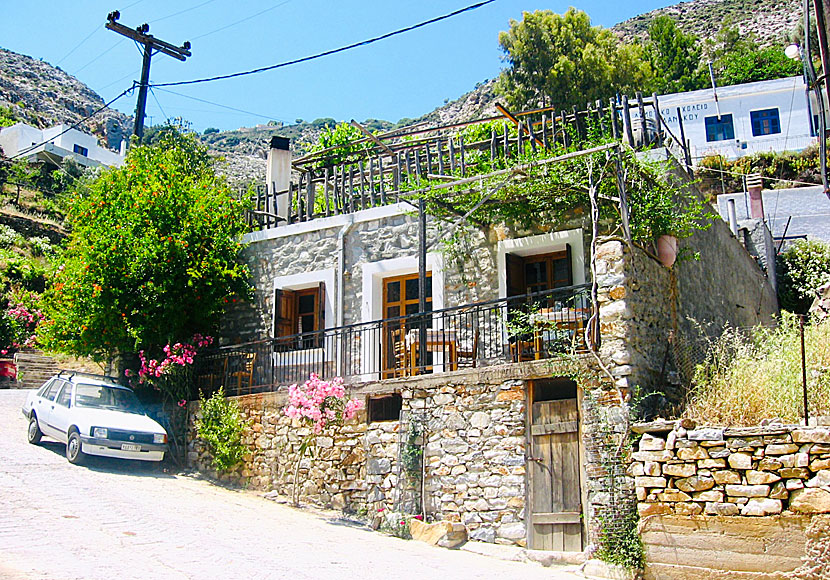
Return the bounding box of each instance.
[34,440,176,478]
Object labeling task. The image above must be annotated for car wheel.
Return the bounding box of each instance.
[27,415,42,444]
[66,431,85,465]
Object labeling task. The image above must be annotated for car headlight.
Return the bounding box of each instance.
[153,433,167,444]
[93,427,108,439]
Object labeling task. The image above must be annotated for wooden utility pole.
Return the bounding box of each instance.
[105,11,191,140]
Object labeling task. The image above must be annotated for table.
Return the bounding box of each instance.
[405,328,458,373]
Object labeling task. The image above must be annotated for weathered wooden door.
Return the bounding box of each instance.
[528,395,583,551]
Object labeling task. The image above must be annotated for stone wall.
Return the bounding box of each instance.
[188,358,628,548]
[631,422,830,579]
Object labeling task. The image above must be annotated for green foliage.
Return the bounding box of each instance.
[777,239,830,314]
[495,9,654,111]
[686,314,830,424]
[39,129,250,362]
[203,127,219,135]
[595,506,644,570]
[196,388,248,472]
[0,106,16,128]
[646,15,706,93]
[401,422,423,478]
[310,117,336,129]
[706,24,801,86]
[696,147,822,199]
[307,122,370,168]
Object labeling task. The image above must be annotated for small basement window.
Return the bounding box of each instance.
[532,377,577,402]
[367,394,402,423]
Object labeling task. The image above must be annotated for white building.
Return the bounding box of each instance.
[634,76,817,162]
[0,122,125,168]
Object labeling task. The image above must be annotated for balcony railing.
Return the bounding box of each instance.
[244,92,679,230]
[196,284,592,397]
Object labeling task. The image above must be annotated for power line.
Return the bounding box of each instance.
[151,0,497,89]
[150,0,219,24]
[73,39,124,75]
[55,26,101,66]
[191,0,292,41]
[8,87,134,161]
[149,87,170,123]
[99,69,141,91]
[153,87,287,122]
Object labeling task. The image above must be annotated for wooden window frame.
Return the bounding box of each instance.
[506,246,573,298]
[274,282,326,350]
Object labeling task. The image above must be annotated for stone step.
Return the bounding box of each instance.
[13,352,60,389]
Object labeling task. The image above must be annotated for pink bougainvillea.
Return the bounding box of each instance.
[131,334,214,386]
[283,373,363,434]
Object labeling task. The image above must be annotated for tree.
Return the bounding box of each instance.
[39,129,250,363]
[706,24,802,87]
[646,15,706,93]
[777,239,830,314]
[495,8,655,111]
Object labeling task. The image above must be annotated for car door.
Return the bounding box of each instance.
[34,379,63,439]
[48,382,74,443]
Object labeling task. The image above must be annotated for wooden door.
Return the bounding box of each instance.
[528,396,583,551]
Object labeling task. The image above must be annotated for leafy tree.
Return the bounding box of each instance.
[39,130,250,363]
[203,127,219,135]
[777,239,830,314]
[646,15,706,93]
[495,8,655,111]
[706,24,802,87]
[0,106,16,128]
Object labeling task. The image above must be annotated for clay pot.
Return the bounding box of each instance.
[656,234,678,268]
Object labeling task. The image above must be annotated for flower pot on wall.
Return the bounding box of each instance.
[656,235,678,268]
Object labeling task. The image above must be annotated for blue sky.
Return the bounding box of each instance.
[1,1,677,132]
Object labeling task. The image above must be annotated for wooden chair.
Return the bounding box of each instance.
[457,330,480,368]
[391,329,411,377]
[197,356,228,391]
[229,352,256,394]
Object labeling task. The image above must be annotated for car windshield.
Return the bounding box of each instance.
[74,384,144,414]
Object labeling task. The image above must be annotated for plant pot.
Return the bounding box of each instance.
[656,234,678,268]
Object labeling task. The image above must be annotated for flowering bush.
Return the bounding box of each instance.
[284,373,363,433]
[129,334,213,386]
[283,373,362,505]
[0,294,45,356]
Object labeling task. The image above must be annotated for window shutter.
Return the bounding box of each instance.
[565,243,574,286]
[274,288,296,338]
[506,253,526,297]
[317,281,326,330]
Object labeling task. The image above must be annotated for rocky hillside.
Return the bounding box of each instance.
[0,48,131,151]
[612,0,802,45]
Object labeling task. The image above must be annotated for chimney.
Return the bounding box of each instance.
[746,173,764,220]
[266,136,291,222]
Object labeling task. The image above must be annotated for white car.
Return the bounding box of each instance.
[22,372,168,464]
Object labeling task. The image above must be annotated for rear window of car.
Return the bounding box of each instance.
[55,383,72,408]
[74,384,143,414]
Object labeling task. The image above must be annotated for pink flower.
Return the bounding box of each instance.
[178,399,187,408]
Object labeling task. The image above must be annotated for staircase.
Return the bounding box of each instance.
[13,352,60,389]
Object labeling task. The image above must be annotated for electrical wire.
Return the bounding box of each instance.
[153,87,287,123]
[8,87,134,161]
[191,0,291,41]
[73,39,124,75]
[149,87,170,124]
[99,69,141,92]
[55,26,101,66]
[150,0,497,88]
[150,0,219,24]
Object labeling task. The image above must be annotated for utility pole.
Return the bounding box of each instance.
[105,11,191,140]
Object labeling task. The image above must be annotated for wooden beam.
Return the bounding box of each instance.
[495,102,544,148]
[350,119,394,154]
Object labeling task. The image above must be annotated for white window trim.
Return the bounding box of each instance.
[272,268,336,363]
[358,253,445,381]
[496,229,586,299]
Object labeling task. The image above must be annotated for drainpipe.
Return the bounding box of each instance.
[727,198,738,237]
[336,215,356,376]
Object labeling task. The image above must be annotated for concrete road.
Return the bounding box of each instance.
[0,389,583,580]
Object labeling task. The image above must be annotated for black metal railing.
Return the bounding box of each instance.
[196,284,592,396]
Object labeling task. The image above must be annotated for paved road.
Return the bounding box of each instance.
[0,389,583,580]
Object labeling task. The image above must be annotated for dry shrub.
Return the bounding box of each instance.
[685,314,830,425]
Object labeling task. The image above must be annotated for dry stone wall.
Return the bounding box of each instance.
[632,422,830,580]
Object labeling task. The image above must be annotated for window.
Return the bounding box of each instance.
[368,394,402,422]
[532,378,577,402]
[73,144,89,156]
[274,283,325,349]
[506,247,573,298]
[40,379,62,401]
[55,383,72,407]
[750,108,781,137]
[382,272,432,377]
[704,114,735,142]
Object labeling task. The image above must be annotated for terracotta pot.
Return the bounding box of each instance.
[656,234,678,268]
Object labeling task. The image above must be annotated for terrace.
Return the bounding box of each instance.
[206,95,693,395]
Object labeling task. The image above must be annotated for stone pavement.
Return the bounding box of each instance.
[0,389,588,580]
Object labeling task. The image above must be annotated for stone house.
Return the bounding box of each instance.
[194,108,778,553]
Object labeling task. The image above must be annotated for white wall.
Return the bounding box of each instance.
[0,122,124,167]
[633,77,815,161]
